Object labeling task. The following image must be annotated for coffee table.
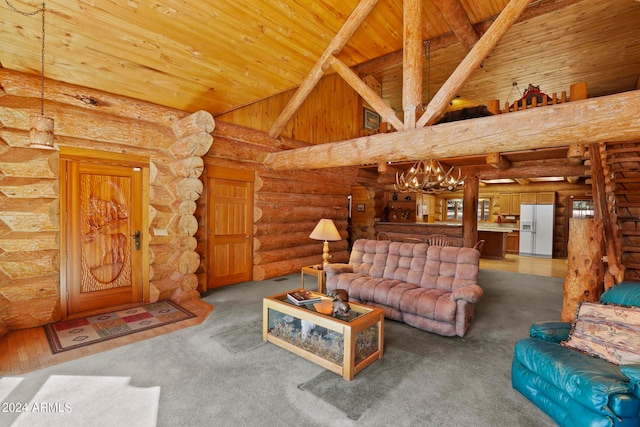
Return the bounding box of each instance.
[262,289,384,380]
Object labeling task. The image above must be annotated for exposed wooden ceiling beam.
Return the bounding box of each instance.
[268,0,379,138]
[263,90,640,170]
[329,56,403,130]
[353,0,583,76]
[417,0,532,127]
[377,159,585,183]
[434,0,479,51]
[486,152,511,170]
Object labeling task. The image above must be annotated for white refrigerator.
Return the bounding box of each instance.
[519,204,554,258]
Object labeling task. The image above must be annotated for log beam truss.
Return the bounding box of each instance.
[266,0,533,165]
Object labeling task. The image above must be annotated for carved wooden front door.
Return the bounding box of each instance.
[206,166,253,290]
[64,160,144,315]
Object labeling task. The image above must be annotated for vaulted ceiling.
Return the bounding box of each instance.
[2,0,639,126]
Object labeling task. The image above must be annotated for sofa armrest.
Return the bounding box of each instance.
[324,263,353,278]
[621,365,640,398]
[451,284,483,303]
[529,321,572,343]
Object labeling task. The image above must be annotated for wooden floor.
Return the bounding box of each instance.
[0,298,214,376]
[0,255,565,376]
[480,254,567,278]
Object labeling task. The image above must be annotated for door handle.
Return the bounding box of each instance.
[132,230,141,251]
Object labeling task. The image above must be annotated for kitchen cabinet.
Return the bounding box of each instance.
[521,192,555,205]
[499,193,521,215]
[506,231,520,254]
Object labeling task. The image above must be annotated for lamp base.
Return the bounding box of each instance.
[322,240,331,267]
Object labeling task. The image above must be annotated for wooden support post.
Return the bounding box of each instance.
[590,142,623,283]
[402,0,422,129]
[562,218,604,321]
[462,176,479,248]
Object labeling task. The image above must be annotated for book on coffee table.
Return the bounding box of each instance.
[287,290,323,305]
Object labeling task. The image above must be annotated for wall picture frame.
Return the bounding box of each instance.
[363,107,380,130]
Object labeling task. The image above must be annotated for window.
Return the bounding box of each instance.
[446,198,491,221]
[447,199,463,220]
[572,199,594,218]
[478,199,490,221]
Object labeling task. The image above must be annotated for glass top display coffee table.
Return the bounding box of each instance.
[263,289,384,380]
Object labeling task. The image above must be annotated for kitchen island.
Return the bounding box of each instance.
[376,221,515,259]
[477,228,511,259]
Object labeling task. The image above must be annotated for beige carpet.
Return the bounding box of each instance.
[10,375,159,427]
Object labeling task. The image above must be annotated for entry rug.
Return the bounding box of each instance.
[44,300,196,354]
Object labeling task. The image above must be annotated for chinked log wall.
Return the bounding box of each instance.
[204,121,364,284]
[0,69,211,333]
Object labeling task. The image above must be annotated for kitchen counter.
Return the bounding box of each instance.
[478,230,508,259]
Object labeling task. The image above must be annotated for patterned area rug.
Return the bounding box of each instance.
[44,300,196,354]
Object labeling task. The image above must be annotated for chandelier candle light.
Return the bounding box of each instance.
[309,219,342,267]
[395,159,466,194]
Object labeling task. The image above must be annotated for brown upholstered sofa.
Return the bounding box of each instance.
[324,238,483,337]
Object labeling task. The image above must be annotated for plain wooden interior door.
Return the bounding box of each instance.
[207,167,253,289]
[62,152,148,317]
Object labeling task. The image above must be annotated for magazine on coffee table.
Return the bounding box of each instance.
[287,290,323,305]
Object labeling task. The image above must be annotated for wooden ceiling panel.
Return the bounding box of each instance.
[1,0,638,125]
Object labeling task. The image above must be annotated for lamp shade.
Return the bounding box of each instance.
[309,219,341,241]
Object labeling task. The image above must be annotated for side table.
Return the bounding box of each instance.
[301,265,326,293]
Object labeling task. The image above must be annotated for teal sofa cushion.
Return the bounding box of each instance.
[600,282,640,306]
[529,321,571,343]
[513,339,636,416]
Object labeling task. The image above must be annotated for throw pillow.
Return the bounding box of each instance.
[599,281,640,306]
[562,302,640,365]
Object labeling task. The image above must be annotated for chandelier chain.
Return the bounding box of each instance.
[40,3,45,116]
[5,1,46,115]
[4,0,42,15]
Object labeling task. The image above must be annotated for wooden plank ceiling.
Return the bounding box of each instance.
[1,0,639,179]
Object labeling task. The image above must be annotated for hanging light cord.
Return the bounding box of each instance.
[5,1,46,116]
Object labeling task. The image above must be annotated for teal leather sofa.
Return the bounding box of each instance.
[512,282,640,426]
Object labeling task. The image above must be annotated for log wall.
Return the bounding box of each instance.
[0,69,213,333]
[201,121,376,287]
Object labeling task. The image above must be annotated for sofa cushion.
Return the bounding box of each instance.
[399,287,456,323]
[419,246,479,292]
[621,365,640,398]
[562,302,640,365]
[600,281,640,307]
[514,338,636,415]
[529,321,572,343]
[349,239,389,278]
[382,242,427,285]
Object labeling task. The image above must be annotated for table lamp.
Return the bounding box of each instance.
[309,218,341,267]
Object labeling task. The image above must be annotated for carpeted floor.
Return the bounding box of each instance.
[0,269,561,426]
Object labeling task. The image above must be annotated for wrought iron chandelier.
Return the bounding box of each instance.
[394,159,466,194]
